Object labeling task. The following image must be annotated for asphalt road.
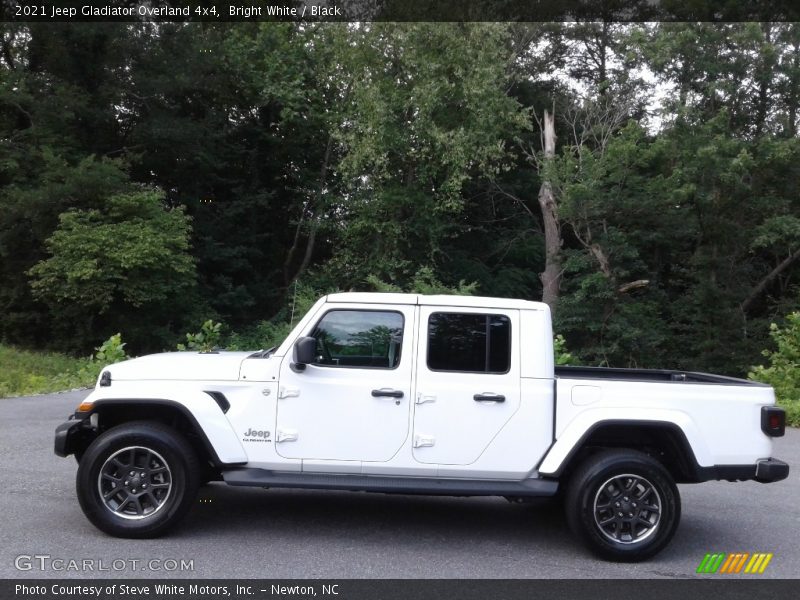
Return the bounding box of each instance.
[1,390,798,579]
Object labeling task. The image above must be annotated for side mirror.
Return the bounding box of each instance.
[291,336,316,372]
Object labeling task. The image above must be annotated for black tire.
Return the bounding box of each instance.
[76,421,200,538]
[565,449,681,561]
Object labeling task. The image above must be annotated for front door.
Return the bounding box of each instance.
[276,305,415,463]
[413,307,521,465]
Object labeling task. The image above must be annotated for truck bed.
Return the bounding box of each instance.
[554,365,768,386]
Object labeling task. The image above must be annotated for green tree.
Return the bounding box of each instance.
[28,190,198,352]
[366,266,477,296]
[749,312,800,425]
[0,155,134,348]
[328,23,528,287]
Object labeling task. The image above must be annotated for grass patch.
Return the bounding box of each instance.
[0,344,95,398]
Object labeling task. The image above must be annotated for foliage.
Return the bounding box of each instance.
[226,278,337,351]
[94,333,127,365]
[749,312,800,426]
[62,332,131,389]
[554,334,578,366]
[27,190,198,352]
[0,333,128,398]
[226,320,294,352]
[366,266,477,296]
[0,345,89,398]
[0,155,135,349]
[178,320,224,353]
[29,191,195,309]
[327,23,529,284]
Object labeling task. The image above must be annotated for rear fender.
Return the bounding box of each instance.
[537,408,710,476]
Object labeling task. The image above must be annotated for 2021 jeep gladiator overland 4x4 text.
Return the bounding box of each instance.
[55,293,789,560]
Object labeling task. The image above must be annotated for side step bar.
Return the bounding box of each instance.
[221,468,559,497]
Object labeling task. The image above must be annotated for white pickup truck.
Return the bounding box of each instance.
[55,293,789,561]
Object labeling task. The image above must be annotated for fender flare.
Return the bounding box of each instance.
[537,413,710,479]
[82,397,247,465]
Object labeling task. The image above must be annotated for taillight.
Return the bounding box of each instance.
[761,406,786,437]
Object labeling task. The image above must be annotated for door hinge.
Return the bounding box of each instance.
[415,393,436,405]
[278,386,300,400]
[413,435,435,448]
[276,429,299,443]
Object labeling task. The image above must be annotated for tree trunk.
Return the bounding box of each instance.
[755,23,773,138]
[787,39,800,138]
[285,135,333,285]
[598,22,609,94]
[589,243,612,278]
[741,247,800,313]
[538,109,562,314]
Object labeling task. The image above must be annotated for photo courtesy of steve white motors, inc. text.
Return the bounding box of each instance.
[14,583,338,597]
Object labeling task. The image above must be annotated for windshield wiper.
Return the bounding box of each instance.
[249,346,277,359]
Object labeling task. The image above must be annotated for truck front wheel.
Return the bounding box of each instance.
[76,421,200,538]
[565,449,681,561]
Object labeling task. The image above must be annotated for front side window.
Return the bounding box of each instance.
[427,312,511,373]
[310,310,404,369]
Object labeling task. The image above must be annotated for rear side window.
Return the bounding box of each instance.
[427,312,511,373]
[311,310,404,369]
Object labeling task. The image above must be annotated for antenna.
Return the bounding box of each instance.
[290,279,298,326]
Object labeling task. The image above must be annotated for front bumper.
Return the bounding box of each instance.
[54,414,91,458]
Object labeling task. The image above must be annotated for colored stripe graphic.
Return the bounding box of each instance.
[719,554,735,573]
[744,553,774,574]
[697,553,726,573]
[733,553,750,573]
[696,553,712,573]
[698,552,773,574]
[719,553,750,573]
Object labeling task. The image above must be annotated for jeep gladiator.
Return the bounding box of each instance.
[55,293,789,560]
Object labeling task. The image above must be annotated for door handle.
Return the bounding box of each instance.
[371,388,404,398]
[473,393,505,403]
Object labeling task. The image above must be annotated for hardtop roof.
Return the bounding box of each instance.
[325,292,547,311]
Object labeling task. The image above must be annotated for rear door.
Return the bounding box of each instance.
[412,307,520,465]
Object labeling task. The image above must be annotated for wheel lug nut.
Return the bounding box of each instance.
[124,480,129,485]
[615,502,620,507]
[142,484,147,489]
[130,471,135,476]
[618,512,623,517]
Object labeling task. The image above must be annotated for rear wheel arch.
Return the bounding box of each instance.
[553,420,702,484]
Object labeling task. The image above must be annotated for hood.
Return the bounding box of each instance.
[104,351,255,382]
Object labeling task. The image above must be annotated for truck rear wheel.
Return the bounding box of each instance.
[76,421,200,538]
[565,449,680,561]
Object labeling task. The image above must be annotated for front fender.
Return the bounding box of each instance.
[78,383,248,464]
